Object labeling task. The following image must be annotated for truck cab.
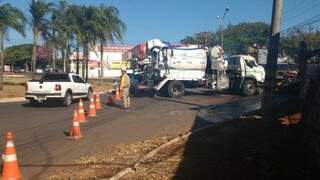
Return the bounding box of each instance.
[228,55,265,96]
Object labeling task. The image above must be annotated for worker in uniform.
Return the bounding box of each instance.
[119,66,131,109]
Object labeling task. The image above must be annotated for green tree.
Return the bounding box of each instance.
[181,22,270,55]
[280,28,320,63]
[67,5,84,75]
[180,32,217,47]
[50,0,73,73]
[97,4,125,84]
[223,22,270,55]
[3,44,32,69]
[29,0,54,77]
[78,6,105,81]
[0,3,26,90]
[180,36,197,45]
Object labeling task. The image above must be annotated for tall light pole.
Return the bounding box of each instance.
[216,7,230,49]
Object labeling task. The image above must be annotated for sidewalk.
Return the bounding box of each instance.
[0,97,26,103]
[197,95,262,123]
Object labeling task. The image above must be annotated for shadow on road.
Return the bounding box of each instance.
[21,99,90,108]
[173,114,320,179]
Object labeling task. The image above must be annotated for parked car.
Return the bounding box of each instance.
[25,73,93,106]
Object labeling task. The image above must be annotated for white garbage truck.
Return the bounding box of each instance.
[130,39,265,97]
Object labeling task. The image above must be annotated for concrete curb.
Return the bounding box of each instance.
[107,124,216,180]
[0,97,26,103]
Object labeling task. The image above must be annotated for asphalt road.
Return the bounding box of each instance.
[0,89,239,179]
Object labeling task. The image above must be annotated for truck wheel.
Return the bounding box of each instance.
[86,88,93,100]
[63,91,73,106]
[168,81,185,98]
[242,79,257,96]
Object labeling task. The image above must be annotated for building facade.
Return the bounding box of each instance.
[70,44,135,78]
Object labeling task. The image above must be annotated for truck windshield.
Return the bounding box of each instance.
[228,57,240,65]
[41,74,71,82]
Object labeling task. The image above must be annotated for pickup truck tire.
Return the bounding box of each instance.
[63,91,73,106]
[242,79,257,96]
[168,81,185,98]
[86,88,93,100]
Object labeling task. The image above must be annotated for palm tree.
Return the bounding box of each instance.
[67,5,85,76]
[80,6,101,81]
[50,0,72,73]
[29,0,54,77]
[0,3,26,90]
[97,5,126,84]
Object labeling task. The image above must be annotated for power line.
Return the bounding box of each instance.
[282,0,320,21]
[281,14,320,33]
[281,1,320,27]
[282,0,313,17]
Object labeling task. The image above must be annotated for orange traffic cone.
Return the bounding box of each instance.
[95,93,102,110]
[69,109,78,137]
[87,96,97,117]
[78,99,86,123]
[1,132,22,180]
[115,87,122,100]
[107,90,115,105]
[69,111,83,140]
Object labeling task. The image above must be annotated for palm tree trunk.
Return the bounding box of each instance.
[82,42,86,79]
[0,34,4,90]
[66,41,71,73]
[32,28,38,78]
[62,49,66,72]
[76,42,80,74]
[52,47,56,72]
[52,29,56,72]
[100,41,104,85]
[85,43,89,81]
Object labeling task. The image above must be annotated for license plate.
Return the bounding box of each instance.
[37,96,46,100]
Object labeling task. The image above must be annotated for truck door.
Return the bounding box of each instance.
[72,75,87,97]
[243,59,260,80]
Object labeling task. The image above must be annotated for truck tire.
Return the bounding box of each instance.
[242,79,257,96]
[86,88,93,100]
[168,81,185,98]
[63,91,73,106]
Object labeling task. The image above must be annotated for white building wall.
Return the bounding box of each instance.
[70,44,134,79]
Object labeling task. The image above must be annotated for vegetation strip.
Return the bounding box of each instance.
[107,124,216,180]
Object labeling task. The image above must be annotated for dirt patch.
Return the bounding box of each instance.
[88,80,114,93]
[0,76,31,98]
[47,136,173,180]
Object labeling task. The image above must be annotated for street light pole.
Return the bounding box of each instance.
[221,7,230,49]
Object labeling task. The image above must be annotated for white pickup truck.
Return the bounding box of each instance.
[25,73,93,106]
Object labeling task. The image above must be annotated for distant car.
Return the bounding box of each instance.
[13,67,26,73]
[25,73,93,106]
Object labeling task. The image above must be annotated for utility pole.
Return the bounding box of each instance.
[262,0,283,117]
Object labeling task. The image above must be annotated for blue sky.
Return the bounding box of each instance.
[2,0,320,47]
